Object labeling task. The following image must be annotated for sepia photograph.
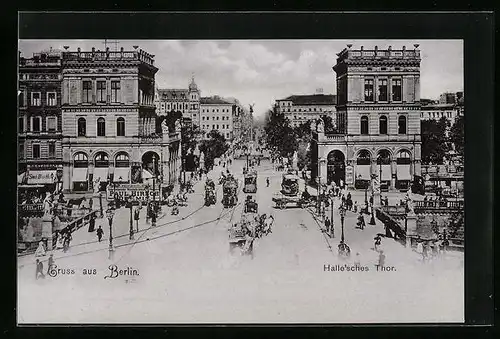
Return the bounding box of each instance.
[17,38,465,324]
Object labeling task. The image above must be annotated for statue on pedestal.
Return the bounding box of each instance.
[292,151,298,170]
[175,119,182,132]
[161,119,169,135]
[316,118,324,133]
[405,190,415,215]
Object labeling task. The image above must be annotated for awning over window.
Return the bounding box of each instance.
[27,170,57,184]
[397,164,411,180]
[113,167,130,183]
[355,165,371,180]
[381,164,392,180]
[142,169,154,179]
[72,168,88,182]
[93,167,109,182]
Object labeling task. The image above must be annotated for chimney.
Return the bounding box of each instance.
[374,45,378,50]
[91,47,95,53]
[388,45,392,50]
[120,47,124,52]
[106,47,109,53]
[402,46,406,51]
[414,44,420,49]
[360,46,364,50]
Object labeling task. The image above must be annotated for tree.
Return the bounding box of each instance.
[320,115,337,134]
[264,108,298,158]
[181,124,203,171]
[199,130,230,170]
[449,115,464,157]
[156,110,183,134]
[421,117,450,164]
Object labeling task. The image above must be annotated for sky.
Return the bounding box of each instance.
[19,40,463,120]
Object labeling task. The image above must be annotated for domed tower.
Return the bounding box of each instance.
[188,75,201,126]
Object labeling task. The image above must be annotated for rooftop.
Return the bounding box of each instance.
[61,47,156,68]
[336,45,421,64]
[200,96,233,105]
[421,103,458,110]
[157,88,189,100]
[277,94,337,105]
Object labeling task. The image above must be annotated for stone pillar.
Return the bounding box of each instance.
[42,215,54,251]
[63,162,71,191]
[414,160,421,177]
[319,158,327,185]
[391,160,397,189]
[405,212,418,248]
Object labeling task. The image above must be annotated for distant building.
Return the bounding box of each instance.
[420,103,459,123]
[275,94,336,128]
[60,47,181,192]
[200,96,234,140]
[155,76,201,126]
[18,49,64,192]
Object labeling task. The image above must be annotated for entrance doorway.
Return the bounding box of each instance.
[327,150,346,186]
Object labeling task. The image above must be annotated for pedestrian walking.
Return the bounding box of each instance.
[151,208,157,227]
[47,254,54,274]
[266,177,270,187]
[96,226,104,242]
[35,259,45,280]
[353,201,358,213]
[134,207,140,232]
[378,250,386,267]
[89,197,93,211]
[324,217,331,235]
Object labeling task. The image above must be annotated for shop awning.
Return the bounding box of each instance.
[113,167,130,183]
[18,172,27,184]
[72,168,88,182]
[142,169,154,179]
[381,165,392,181]
[356,165,371,180]
[26,170,57,185]
[93,167,109,182]
[397,165,411,180]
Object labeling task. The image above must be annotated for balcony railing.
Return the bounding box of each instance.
[320,133,420,143]
[62,49,155,66]
[344,49,421,60]
[414,200,464,210]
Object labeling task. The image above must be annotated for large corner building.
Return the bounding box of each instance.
[315,44,422,191]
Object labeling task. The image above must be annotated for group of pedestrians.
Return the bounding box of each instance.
[35,254,54,280]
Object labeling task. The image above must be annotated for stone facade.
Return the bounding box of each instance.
[60,47,181,193]
[18,49,64,189]
[276,94,336,128]
[155,76,201,126]
[200,96,234,140]
[316,45,422,191]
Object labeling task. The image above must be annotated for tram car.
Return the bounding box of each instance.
[243,171,258,193]
[244,195,258,213]
[222,177,239,208]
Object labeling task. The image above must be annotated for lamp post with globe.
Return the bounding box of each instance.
[106,207,115,260]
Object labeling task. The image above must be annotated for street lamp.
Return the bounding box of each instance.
[339,205,346,242]
[127,196,134,240]
[106,207,115,260]
[330,196,335,238]
[369,195,376,225]
[364,186,369,214]
[98,191,104,218]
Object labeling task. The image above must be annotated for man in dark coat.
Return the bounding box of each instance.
[35,259,45,280]
[324,217,331,235]
[96,226,104,242]
[88,215,96,232]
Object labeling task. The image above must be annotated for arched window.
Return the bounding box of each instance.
[116,117,125,136]
[97,117,106,136]
[379,115,388,134]
[397,150,411,164]
[94,152,109,167]
[356,150,371,165]
[73,152,88,168]
[115,152,130,168]
[377,149,391,165]
[360,116,369,135]
[77,118,86,136]
[398,115,407,134]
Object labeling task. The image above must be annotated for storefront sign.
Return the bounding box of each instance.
[18,204,44,216]
[106,184,161,202]
[345,166,354,185]
[27,170,57,184]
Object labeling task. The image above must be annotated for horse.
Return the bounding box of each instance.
[66,197,86,208]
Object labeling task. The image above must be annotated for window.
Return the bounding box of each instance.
[115,152,130,167]
[116,117,125,136]
[364,79,374,101]
[398,115,407,134]
[397,150,411,164]
[47,116,56,131]
[19,117,24,132]
[19,143,24,159]
[111,80,120,103]
[94,152,109,167]
[97,117,106,136]
[379,115,388,134]
[360,116,369,135]
[217,116,219,120]
[19,91,25,107]
[31,92,41,106]
[357,150,371,165]
[77,117,86,136]
[32,117,41,132]
[378,79,388,101]
[47,92,57,106]
[48,141,56,158]
[32,144,40,159]
[74,152,88,167]
[392,79,402,101]
[83,81,92,103]
[97,81,106,103]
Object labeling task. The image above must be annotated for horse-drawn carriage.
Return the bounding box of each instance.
[228,215,255,258]
[243,171,258,193]
[222,176,238,208]
[203,179,216,206]
[272,173,312,209]
[244,195,258,213]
